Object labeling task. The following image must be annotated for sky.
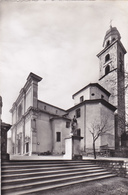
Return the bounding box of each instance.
[0,1,128,125]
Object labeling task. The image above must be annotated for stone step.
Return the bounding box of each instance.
[1,162,93,170]
[1,160,90,166]
[2,168,107,185]
[1,160,117,195]
[2,173,116,195]
[2,166,104,180]
[2,171,115,192]
[1,164,98,174]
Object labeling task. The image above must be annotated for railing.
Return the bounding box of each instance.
[82,147,115,157]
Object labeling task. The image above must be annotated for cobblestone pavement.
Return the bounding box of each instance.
[37,177,128,195]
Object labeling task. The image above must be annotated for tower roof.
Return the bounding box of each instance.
[72,83,110,99]
[97,26,127,57]
[103,26,121,47]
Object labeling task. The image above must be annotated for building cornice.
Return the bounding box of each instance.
[99,68,117,81]
[1,122,12,131]
[50,116,71,121]
[27,72,42,83]
[67,99,117,112]
[97,39,127,58]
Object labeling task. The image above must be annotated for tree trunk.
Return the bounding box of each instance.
[93,141,96,159]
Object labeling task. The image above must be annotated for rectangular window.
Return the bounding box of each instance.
[76,108,81,118]
[80,96,84,103]
[66,121,70,128]
[26,142,29,153]
[18,104,22,119]
[56,132,61,142]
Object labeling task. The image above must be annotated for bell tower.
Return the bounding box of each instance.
[97,26,127,148]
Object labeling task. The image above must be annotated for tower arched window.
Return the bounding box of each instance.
[105,65,110,75]
[112,38,116,42]
[105,54,110,63]
[106,40,110,47]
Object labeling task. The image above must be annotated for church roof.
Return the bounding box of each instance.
[72,83,110,99]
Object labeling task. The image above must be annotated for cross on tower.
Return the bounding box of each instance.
[110,19,113,27]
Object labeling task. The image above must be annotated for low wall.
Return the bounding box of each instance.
[89,159,128,178]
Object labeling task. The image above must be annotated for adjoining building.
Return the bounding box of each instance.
[0,96,12,160]
[9,26,126,156]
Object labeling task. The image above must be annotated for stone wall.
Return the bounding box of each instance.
[90,159,127,178]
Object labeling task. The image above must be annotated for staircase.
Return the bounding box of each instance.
[1,160,117,195]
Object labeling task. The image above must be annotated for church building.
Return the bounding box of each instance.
[10,26,126,156]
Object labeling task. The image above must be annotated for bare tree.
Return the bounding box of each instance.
[88,118,111,159]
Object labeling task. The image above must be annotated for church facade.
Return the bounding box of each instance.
[10,26,126,156]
